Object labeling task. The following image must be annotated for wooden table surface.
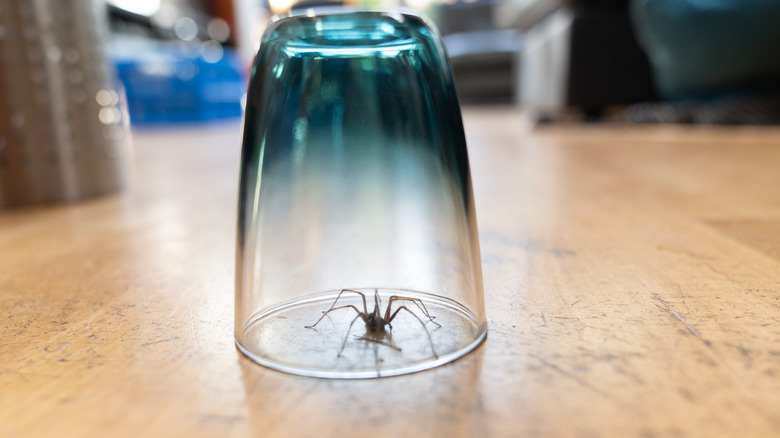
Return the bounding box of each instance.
[2,107,780,437]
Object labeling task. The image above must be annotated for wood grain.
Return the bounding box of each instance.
[2,108,780,437]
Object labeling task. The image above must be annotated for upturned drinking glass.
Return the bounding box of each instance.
[235,9,486,378]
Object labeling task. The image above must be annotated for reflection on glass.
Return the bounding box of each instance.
[235,10,486,378]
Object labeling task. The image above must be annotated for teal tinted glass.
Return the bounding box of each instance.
[241,12,467,189]
[236,11,485,378]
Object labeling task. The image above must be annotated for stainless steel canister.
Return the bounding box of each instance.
[0,0,129,208]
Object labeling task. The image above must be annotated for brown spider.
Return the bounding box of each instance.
[305,289,441,358]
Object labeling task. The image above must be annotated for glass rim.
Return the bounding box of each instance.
[270,6,428,24]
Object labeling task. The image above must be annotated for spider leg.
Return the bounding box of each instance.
[343,289,369,315]
[385,296,441,327]
[387,306,439,359]
[337,314,362,357]
[305,304,368,329]
[338,289,369,314]
[305,289,368,328]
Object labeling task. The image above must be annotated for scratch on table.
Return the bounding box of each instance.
[164,301,183,323]
[613,364,647,386]
[529,327,548,338]
[85,310,101,331]
[653,292,767,414]
[189,304,200,351]
[551,248,576,258]
[677,284,691,313]
[541,312,548,326]
[534,356,611,399]
[196,414,245,425]
[571,299,583,307]
[653,293,701,339]
[44,342,71,353]
[141,336,180,347]
[1,369,64,381]
[726,342,753,361]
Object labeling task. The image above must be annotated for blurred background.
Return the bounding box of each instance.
[2,0,780,208]
[3,0,778,129]
[101,0,780,126]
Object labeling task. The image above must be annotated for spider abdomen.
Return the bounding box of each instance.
[366,316,388,332]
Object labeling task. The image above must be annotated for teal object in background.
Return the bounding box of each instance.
[631,0,780,100]
[235,11,486,378]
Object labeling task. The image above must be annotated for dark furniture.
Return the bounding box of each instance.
[496,0,656,119]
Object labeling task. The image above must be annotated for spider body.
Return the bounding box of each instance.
[363,303,387,333]
[305,289,440,357]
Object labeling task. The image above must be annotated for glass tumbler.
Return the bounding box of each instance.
[235,10,486,378]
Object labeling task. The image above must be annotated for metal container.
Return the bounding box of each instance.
[0,0,129,208]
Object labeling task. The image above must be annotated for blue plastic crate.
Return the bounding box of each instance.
[113,42,246,124]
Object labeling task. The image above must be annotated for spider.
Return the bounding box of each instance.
[305,289,441,358]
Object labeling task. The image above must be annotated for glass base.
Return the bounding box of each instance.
[236,289,486,379]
